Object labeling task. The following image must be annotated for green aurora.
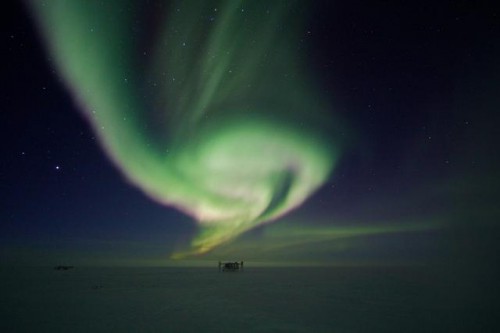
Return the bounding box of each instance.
[28,0,340,256]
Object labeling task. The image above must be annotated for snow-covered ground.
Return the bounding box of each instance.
[0,266,491,332]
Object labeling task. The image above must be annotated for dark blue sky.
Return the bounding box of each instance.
[1,1,499,269]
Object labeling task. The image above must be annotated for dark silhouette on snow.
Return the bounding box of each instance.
[54,265,74,270]
[219,261,244,271]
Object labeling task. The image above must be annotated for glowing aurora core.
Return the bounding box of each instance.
[28,0,340,255]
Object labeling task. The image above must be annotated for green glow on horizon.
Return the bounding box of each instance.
[202,218,446,263]
[28,0,339,255]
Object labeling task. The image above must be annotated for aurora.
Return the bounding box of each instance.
[27,0,340,255]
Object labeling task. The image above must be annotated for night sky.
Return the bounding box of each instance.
[1,0,499,273]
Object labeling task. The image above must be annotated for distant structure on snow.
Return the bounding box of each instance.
[219,261,244,271]
[54,265,74,270]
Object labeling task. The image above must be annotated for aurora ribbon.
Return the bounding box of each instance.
[28,0,340,256]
